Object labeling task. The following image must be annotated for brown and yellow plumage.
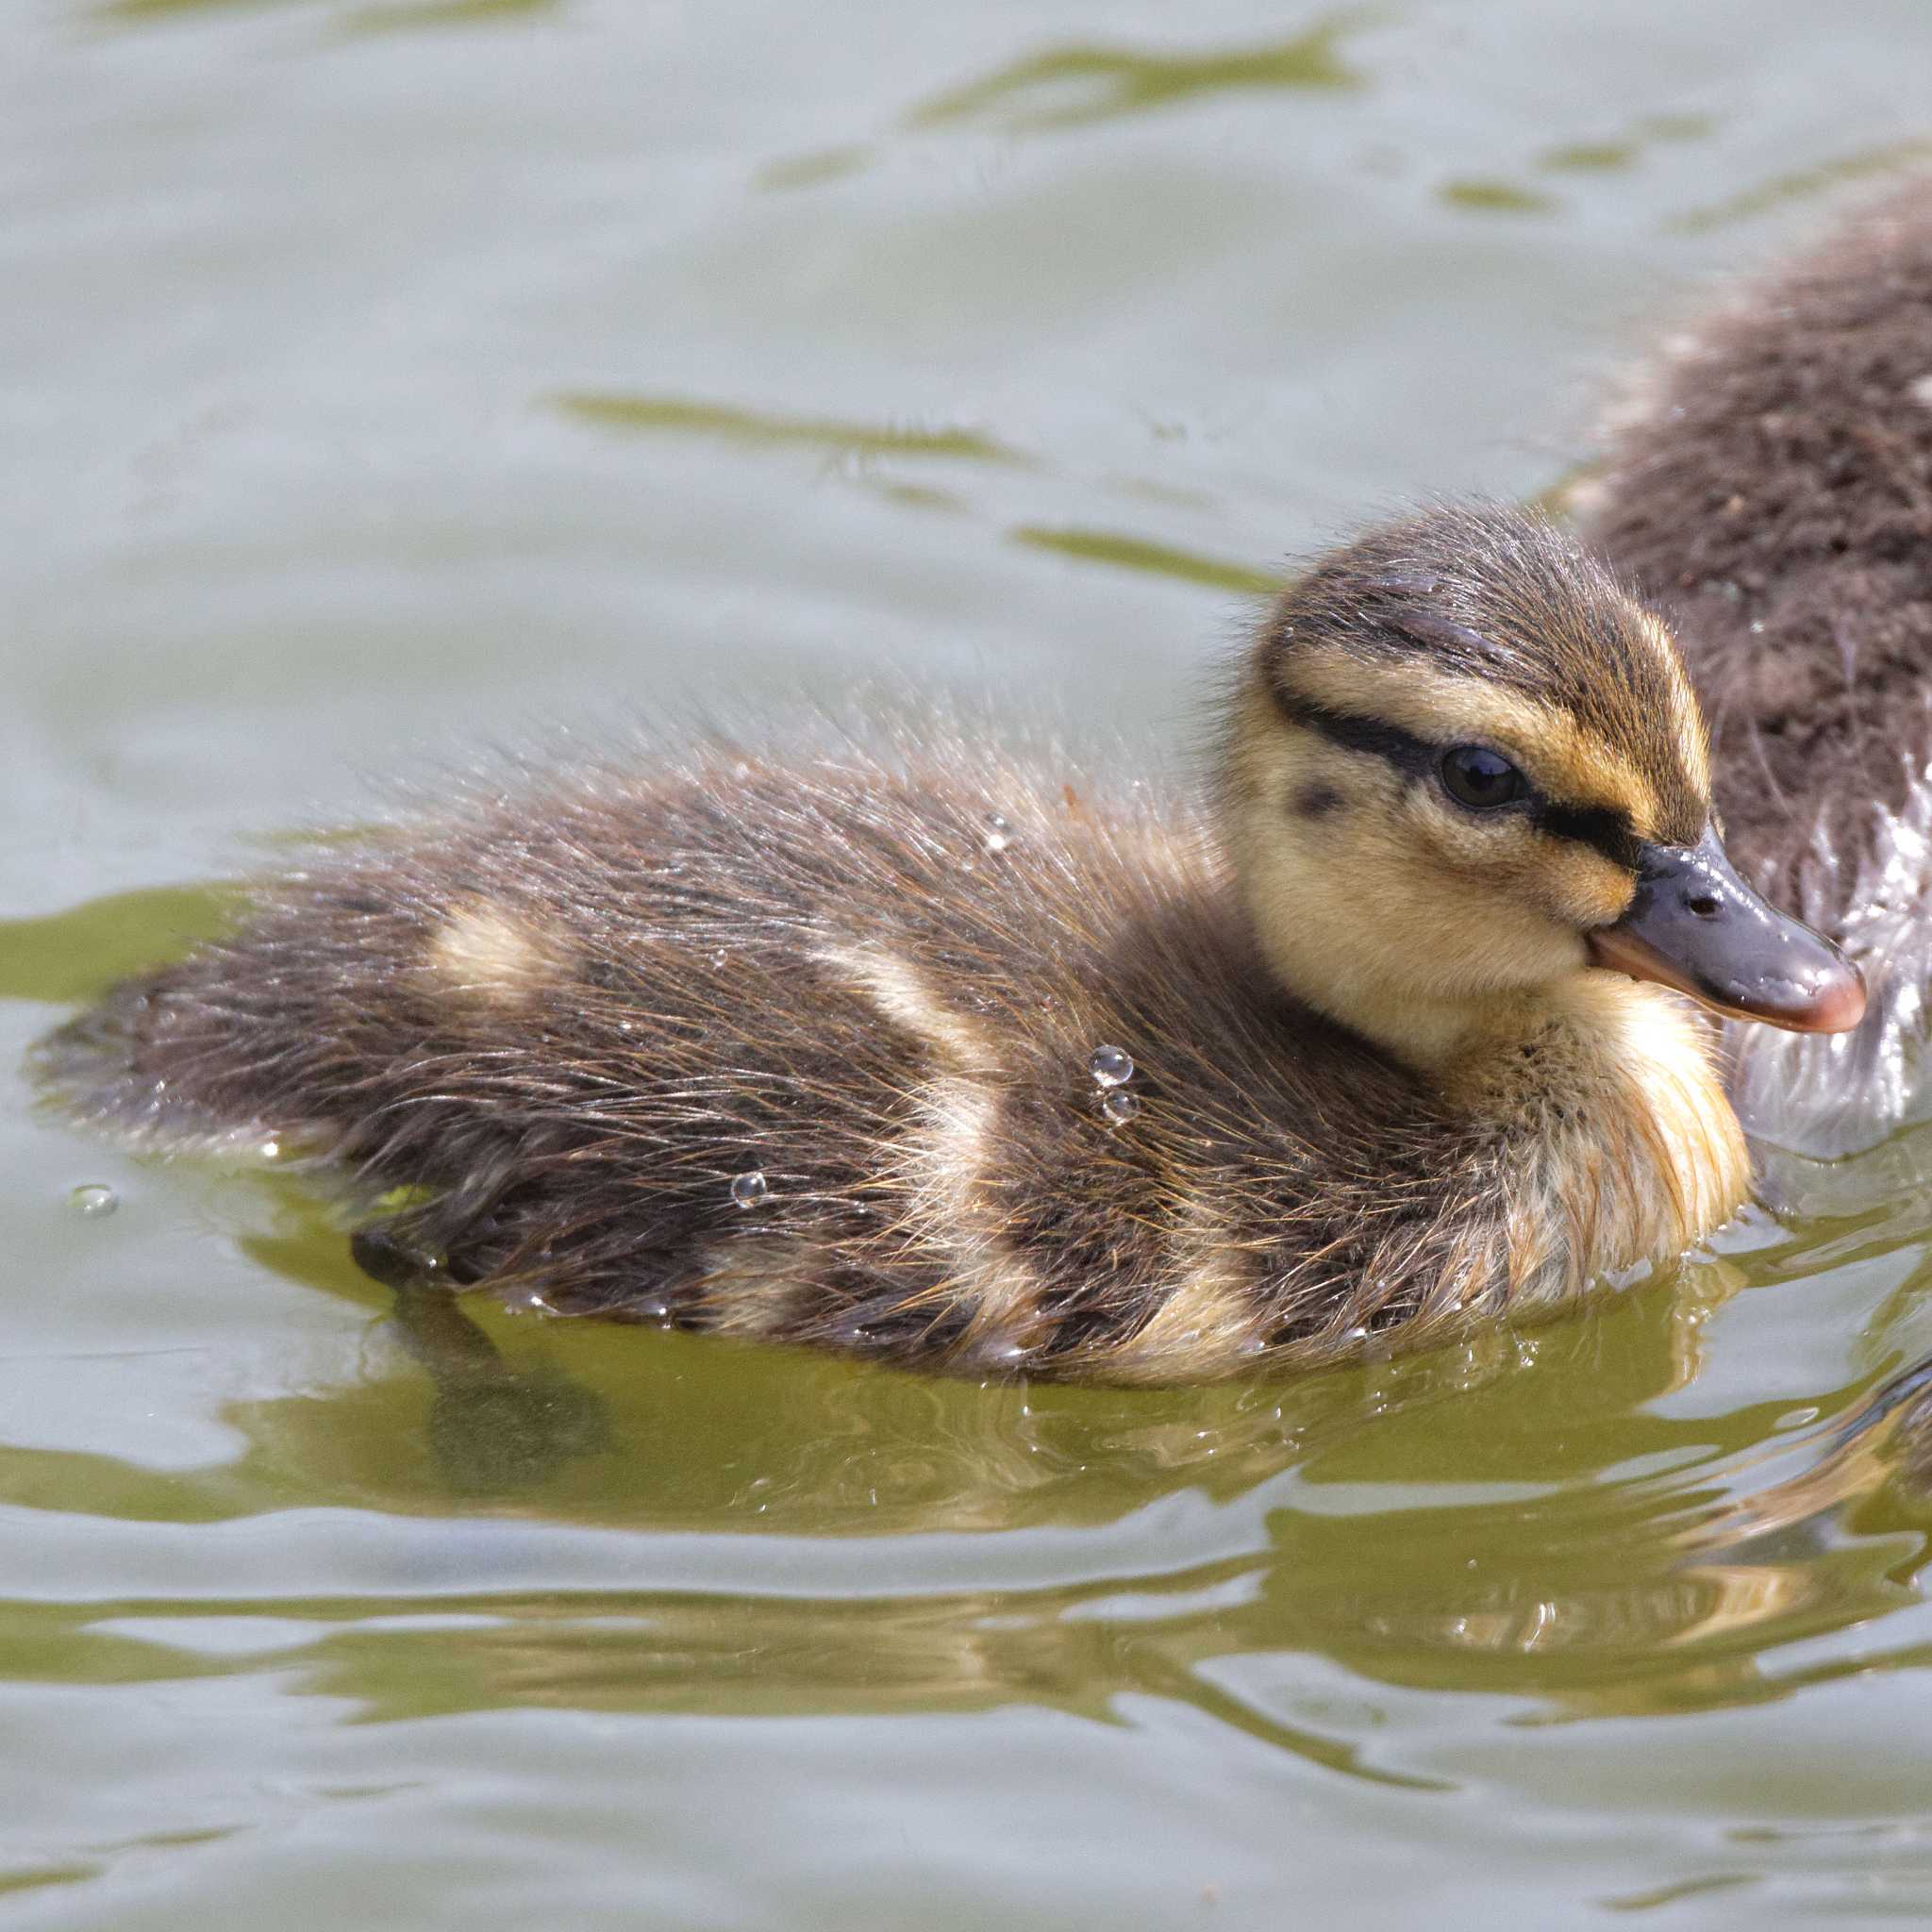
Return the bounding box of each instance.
[36,505,1857,1382]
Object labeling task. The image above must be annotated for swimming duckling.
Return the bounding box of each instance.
[1579,177,1932,1154]
[37,505,1861,1383]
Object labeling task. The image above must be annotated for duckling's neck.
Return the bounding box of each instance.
[1445,974,1753,1290]
[1285,951,1753,1283]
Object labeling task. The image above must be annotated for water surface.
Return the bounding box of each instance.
[8,0,1932,1923]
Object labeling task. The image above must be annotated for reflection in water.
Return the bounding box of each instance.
[1437,179,1557,216]
[757,145,874,193]
[1428,108,1717,225]
[908,20,1364,134]
[551,393,1030,468]
[1009,525,1276,595]
[6,1192,1932,1771]
[94,0,555,25]
[390,1286,610,1497]
[0,885,238,1008]
[342,0,558,32]
[1538,142,1639,175]
[91,0,300,21]
[553,391,1288,596]
[1670,138,1932,233]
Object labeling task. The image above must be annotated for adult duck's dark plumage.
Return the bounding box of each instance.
[36,507,1857,1382]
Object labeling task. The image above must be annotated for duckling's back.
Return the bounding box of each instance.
[1581,178,1932,1153]
[39,738,1509,1381]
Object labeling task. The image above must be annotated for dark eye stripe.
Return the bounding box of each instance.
[1532,801,1642,871]
[1276,697,1436,779]
[1275,692,1642,870]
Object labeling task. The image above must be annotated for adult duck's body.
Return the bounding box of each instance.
[36,508,1858,1382]
[1580,177,1932,1156]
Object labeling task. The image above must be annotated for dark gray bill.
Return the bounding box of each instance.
[1586,826,1865,1034]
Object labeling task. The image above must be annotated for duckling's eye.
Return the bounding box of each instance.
[1439,745,1527,810]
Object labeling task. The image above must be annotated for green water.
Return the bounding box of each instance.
[8,1,1932,1923]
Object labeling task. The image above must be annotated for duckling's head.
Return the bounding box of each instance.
[1221,504,1864,1072]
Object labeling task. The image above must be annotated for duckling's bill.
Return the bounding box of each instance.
[1587,826,1865,1034]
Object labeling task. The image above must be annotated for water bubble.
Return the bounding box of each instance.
[1088,1044,1134,1088]
[730,1170,769,1209]
[1101,1090,1141,1125]
[69,1184,117,1220]
[982,812,1013,854]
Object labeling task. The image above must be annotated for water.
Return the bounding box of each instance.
[8,0,1932,1924]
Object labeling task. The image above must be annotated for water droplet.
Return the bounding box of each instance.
[730,1170,769,1208]
[1344,1324,1370,1342]
[1089,1044,1133,1088]
[1101,1090,1141,1125]
[69,1184,117,1220]
[982,812,1013,854]
[259,1138,281,1162]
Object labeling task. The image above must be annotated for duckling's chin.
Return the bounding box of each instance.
[1247,894,1591,1076]
[1254,895,1753,1271]
[1306,964,1586,1078]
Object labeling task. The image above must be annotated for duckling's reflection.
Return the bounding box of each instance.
[249,1224,1932,1736]
[386,1283,610,1497]
[30,1210,1930,1756]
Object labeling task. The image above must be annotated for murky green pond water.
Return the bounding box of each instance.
[9,1,1932,1923]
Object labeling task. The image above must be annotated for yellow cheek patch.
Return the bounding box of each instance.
[1277,648,1669,841]
[1540,844,1638,929]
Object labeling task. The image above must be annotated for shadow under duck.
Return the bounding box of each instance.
[36,506,1861,1383]
[1580,176,1932,1158]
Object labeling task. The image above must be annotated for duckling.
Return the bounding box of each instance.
[1578,177,1932,1154]
[35,505,1861,1384]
